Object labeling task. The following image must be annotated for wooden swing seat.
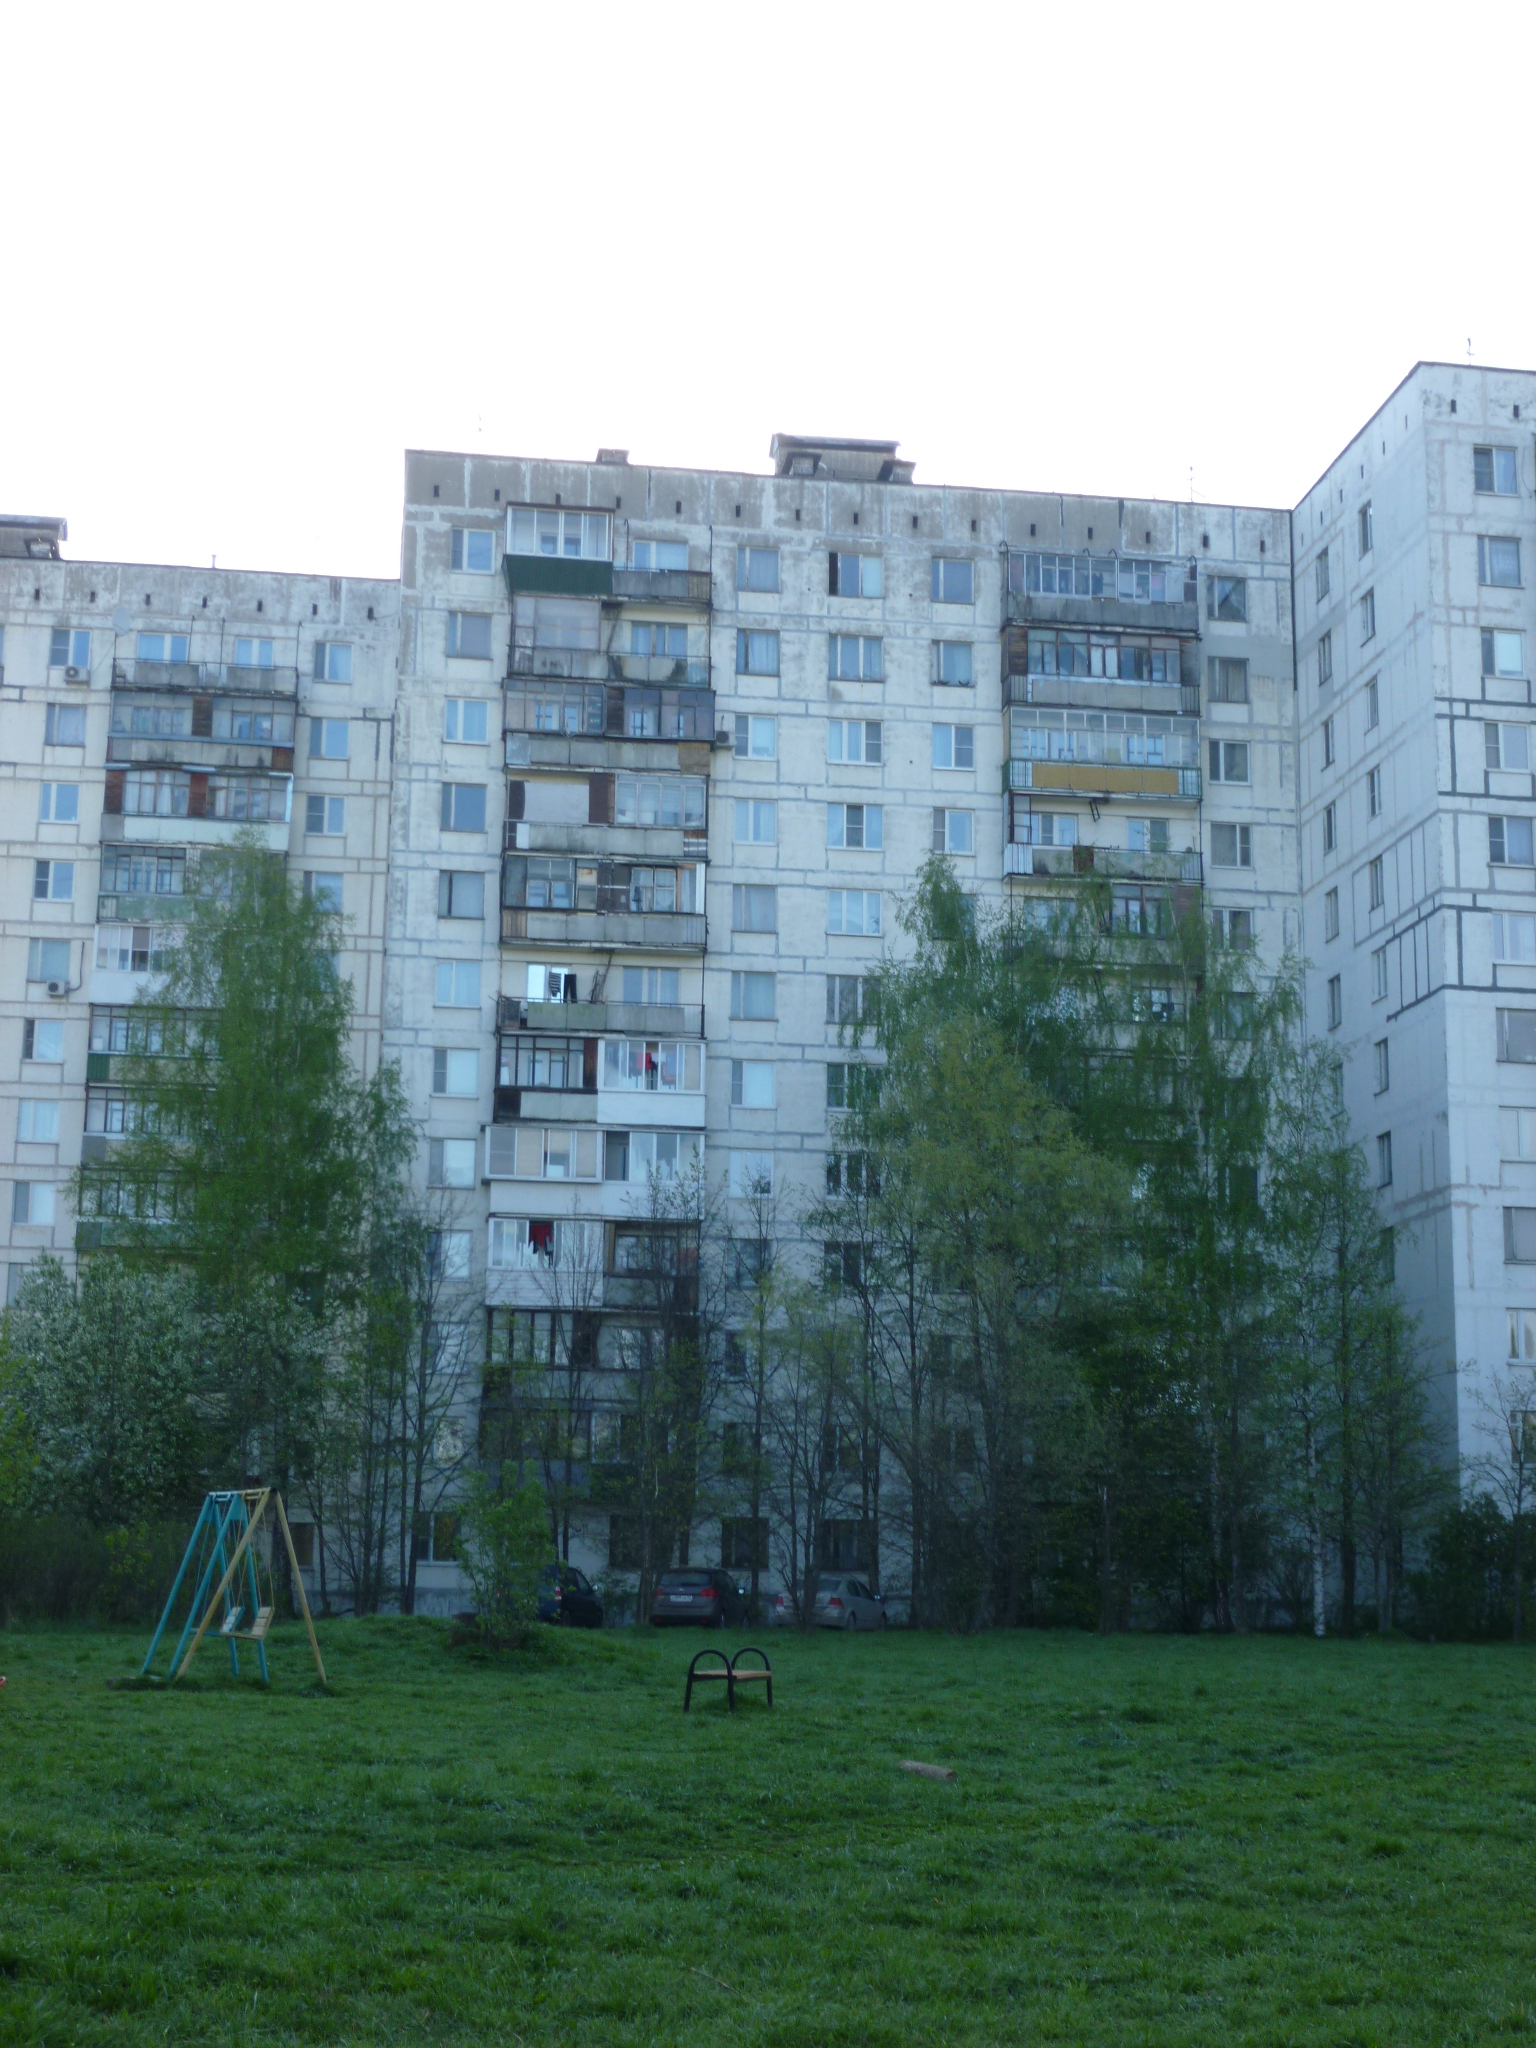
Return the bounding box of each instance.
[217,1603,274,1642]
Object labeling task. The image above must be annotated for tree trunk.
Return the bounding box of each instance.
[1306,1418,1325,1638]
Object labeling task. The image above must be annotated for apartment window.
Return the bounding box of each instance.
[1324,887,1340,941]
[828,890,881,935]
[26,940,70,984]
[734,714,777,759]
[440,783,487,833]
[829,634,883,681]
[1127,818,1170,854]
[22,1020,65,1062]
[1207,740,1250,784]
[1479,536,1523,588]
[826,975,871,1024]
[1322,717,1335,768]
[17,1102,60,1144]
[1323,803,1337,855]
[1366,677,1380,727]
[507,508,611,560]
[313,642,352,682]
[447,612,493,661]
[49,628,91,671]
[734,799,777,844]
[735,546,780,593]
[1358,502,1374,556]
[620,965,679,1005]
[136,632,189,664]
[45,703,86,746]
[1217,908,1254,951]
[1207,576,1247,622]
[451,528,496,572]
[1507,1209,1536,1263]
[1483,629,1526,679]
[1504,1107,1536,1159]
[301,872,343,911]
[1372,947,1388,1000]
[1475,446,1519,496]
[729,1151,775,1200]
[631,539,688,572]
[931,558,974,605]
[932,724,974,770]
[1210,822,1251,869]
[1499,1010,1536,1063]
[729,971,775,1020]
[829,553,883,598]
[1494,912,1536,963]
[1376,1133,1393,1187]
[932,641,974,686]
[828,719,881,764]
[1486,722,1531,773]
[828,804,882,850]
[445,698,490,743]
[1367,766,1382,817]
[1509,1308,1536,1359]
[437,871,485,920]
[736,630,779,676]
[732,885,777,933]
[1318,631,1333,687]
[428,1138,478,1188]
[630,622,687,661]
[39,782,79,823]
[11,1183,56,1228]
[435,960,481,1007]
[233,637,273,668]
[1014,810,1077,847]
[931,808,975,855]
[309,718,349,760]
[427,1230,472,1280]
[1372,1038,1390,1095]
[1327,975,1342,1030]
[1359,590,1376,643]
[1314,551,1330,601]
[32,860,73,902]
[431,1047,478,1096]
[730,1060,775,1108]
[1368,856,1385,910]
[1207,658,1249,704]
[1491,816,1536,866]
[305,794,346,836]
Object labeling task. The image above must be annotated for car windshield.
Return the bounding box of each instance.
[816,1575,846,1592]
[658,1571,711,1588]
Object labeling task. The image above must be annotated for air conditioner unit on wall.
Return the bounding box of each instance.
[45,980,67,998]
[64,666,86,683]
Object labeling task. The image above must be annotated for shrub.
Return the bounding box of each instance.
[456,1474,554,1649]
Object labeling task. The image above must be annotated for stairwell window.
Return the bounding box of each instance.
[1374,1039,1390,1094]
[12,1183,56,1227]
[309,718,349,759]
[1314,550,1330,601]
[447,612,493,660]
[437,871,484,920]
[1491,816,1535,867]
[1323,803,1337,855]
[1479,536,1523,588]
[1359,502,1374,556]
[1327,975,1342,1030]
[432,1048,478,1096]
[301,872,343,911]
[1207,576,1247,622]
[1372,947,1388,1000]
[1322,716,1335,768]
[428,1139,478,1188]
[1359,589,1376,643]
[445,698,490,743]
[1366,677,1380,727]
[1483,630,1525,679]
[451,528,496,572]
[1376,1133,1393,1187]
[435,960,481,1007]
[1494,912,1536,962]
[441,783,487,832]
[1318,631,1333,688]
[1207,741,1250,784]
[1369,856,1385,909]
[306,795,346,836]
[1367,766,1382,816]
[1324,887,1339,940]
[313,642,352,682]
[1498,1010,1536,1062]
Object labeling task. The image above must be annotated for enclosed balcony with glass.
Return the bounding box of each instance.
[1005,707,1200,801]
[1005,550,1200,638]
[500,855,705,949]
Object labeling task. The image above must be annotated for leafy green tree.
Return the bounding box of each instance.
[5,1254,201,1524]
[457,1470,556,1647]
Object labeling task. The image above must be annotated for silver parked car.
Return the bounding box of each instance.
[813,1573,887,1630]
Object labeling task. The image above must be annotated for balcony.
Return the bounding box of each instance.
[1005,758,1201,802]
[96,890,198,925]
[1003,843,1203,883]
[508,646,711,687]
[1004,671,1202,719]
[100,769,293,849]
[503,554,614,600]
[504,680,716,745]
[498,996,704,1037]
[501,906,706,950]
[504,820,708,866]
[1005,552,1200,636]
[111,659,300,696]
[610,567,712,608]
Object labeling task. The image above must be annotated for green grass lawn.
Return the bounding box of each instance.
[0,1621,1533,2046]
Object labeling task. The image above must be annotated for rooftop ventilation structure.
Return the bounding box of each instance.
[0,513,67,561]
[769,435,914,485]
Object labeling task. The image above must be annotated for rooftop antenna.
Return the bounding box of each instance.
[211,553,217,569]
[1468,336,1474,362]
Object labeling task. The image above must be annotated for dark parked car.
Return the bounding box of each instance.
[538,1563,604,1628]
[649,1568,748,1627]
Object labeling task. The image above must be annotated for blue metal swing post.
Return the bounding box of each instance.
[142,1491,258,1680]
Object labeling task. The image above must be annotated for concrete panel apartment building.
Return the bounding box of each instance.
[1,359,1530,1608]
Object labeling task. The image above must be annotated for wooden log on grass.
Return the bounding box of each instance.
[899,1759,957,1782]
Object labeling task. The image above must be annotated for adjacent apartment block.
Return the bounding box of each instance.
[2,359,1531,1604]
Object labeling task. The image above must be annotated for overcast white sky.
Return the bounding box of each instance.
[4,1,1532,579]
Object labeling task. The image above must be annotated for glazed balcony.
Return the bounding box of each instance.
[503,679,716,744]
[500,905,706,951]
[111,659,300,696]
[497,995,704,1038]
[1003,843,1203,884]
[1004,670,1202,719]
[1005,758,1202,802]
[1004,551,1200,636]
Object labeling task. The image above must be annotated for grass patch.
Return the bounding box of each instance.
[0,1621,1533,2043]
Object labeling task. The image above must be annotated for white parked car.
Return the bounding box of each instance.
[813,1574,887,1630]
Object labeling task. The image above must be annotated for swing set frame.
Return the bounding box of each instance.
[142,1488,327,1687]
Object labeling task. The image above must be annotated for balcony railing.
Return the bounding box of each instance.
[1005,758,1201,802]
[504,680,716,744]
[111,659,300,696]
[610,567,713,607]
[497,997,704,1037]
[508,646,711,687]
[501,906,706,950]
[1003,672,1202,718]
[1003,843,1203,883]
[1008,552,1197,606]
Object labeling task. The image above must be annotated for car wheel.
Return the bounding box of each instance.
[845,1610,858,1631]
[711,1610,725,1630]
[879,1612,889,1630]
